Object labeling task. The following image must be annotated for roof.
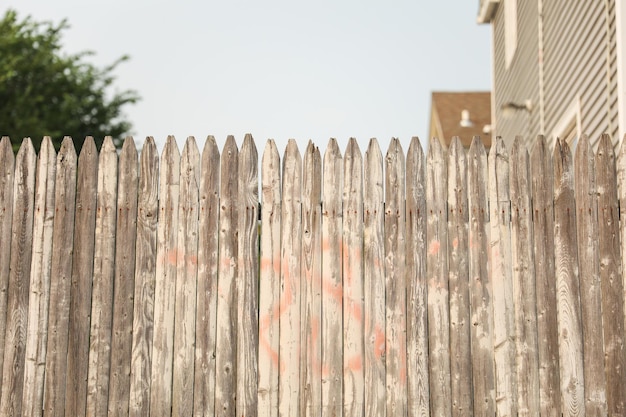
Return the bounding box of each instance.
[429,91,492,148]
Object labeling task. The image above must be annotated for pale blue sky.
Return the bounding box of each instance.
[5,0,491,155]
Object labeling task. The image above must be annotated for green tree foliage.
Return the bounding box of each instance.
[0,9,139,152]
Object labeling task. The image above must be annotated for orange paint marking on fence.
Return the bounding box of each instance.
[428,240,440,256]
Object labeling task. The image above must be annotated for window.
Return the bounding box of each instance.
[551,98,582,150]
[505,0,518,68]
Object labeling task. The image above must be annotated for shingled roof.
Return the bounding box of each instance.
[429,91,491,148]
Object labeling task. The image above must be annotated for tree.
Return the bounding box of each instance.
[0,9,139,152]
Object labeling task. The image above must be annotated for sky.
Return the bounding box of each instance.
[5,0,491,156]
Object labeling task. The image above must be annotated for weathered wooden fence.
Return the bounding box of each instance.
[0,132,625,417]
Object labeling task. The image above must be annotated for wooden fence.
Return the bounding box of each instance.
[0,132,625,417]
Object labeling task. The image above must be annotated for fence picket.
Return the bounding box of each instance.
[446,137,471,417]
[596,133,626,415]
[0,138,36,417]
[237,134,259,417]
[129,137,159,417]
[553,139,585,417]
[467,137,495,416]
[150,136,180,416]
[43,138,78,417]
[22,137,56,417]
[363,139,385,417]
[172,137,200,417]
[194,136,219,416]
[620,136,626,354]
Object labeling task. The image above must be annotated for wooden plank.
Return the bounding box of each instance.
[573,133,606,415]
[425,136,450,417]
[278,139,302,417]
[172,137,200,417]
[446,137,471,417]
[595,133,626,415]
[467,136,495,416]
[0,136,15,388]
[150,136,180,416]
[509,137,540,416]
[108,137,139,417]
[0,138,36,417]
[321,138,342,417]
[363,138,385,417]
[22,137,56,417]
[86,136,119,417]
[214,135,238,416]
[300,140,322,417]
[342,138,364,417]
[553,139,585,417]
[129,137,159,417]
[193,136,219,417]
[236,134,259,417]
[258,139,281,417]
[43,138,78,417]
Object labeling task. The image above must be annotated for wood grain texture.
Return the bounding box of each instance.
[301,140,322,417]
[363,139,385,417]
[86,137,119,417]
[258,139,281,417]
[172,137,200,417]
[194,136,219,417]
[425,137,451,417]
[150,136,180,416]
[108,138,139,417]
[342,138,364,417]
[129,137,159,417]
[278,139,302,417]
[43,138,78,417]
[214,135,238,416]
[509,137,540,417]
[446,137,472,417]
[620,136,626,376]
[595,133,626,416]
[236,134,259,417]
[467,137,495,416]
[21,137,56,417]
[573,134,606,416]
[321,138,343,417]
[0,138,36,417]
[530,136,560,417]
[553,139,585,417]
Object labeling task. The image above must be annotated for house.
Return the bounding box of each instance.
[478,0,624,150]
[428,91,492,148]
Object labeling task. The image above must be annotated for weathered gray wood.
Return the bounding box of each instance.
[301,140,322,417]
[129,137,159,417]
[172,137,200,417]
[595,133,626,416]
[150,136,180,416]
[278,139,302,417]
[425,137,450,417]
[467,137,495,416]
[236,134,259,417]
[194,136,219,417]
[553,139,585,417]
[108,137,139,417]
[530,135,560,417]
[573,134,606,416]
[86,136,119,417]
[214,135,238,416]
[321,138,342,417]
[363,138,385,417]
[0,138,36,417]
[509,137,540,417]
[0,137,15,390]
[342,138,363,417]
[446,137,471,417]
[488,137,517,417]
[619,136,626,365]
[43,138,78,417]
[258,139,281,417]
[22,137,56,417]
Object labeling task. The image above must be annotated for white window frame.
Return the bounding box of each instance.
[505,0,518,68]
[551,97,582,150]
